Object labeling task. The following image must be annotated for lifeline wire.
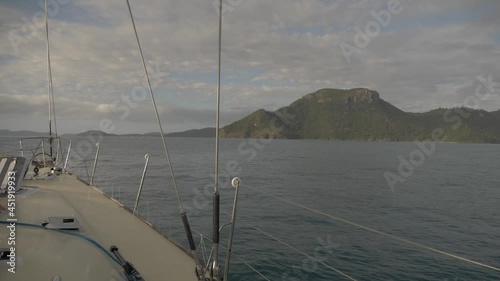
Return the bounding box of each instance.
[192,212,357,281]
[247,185,500,273]
[191,229,272,281]
[237,218,358,281]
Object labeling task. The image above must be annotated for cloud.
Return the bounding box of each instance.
[1,0,499,134]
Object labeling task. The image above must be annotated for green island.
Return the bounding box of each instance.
[220,88,500,143]
[4,88,499,143]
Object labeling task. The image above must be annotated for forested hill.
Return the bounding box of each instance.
[220,88,500,143]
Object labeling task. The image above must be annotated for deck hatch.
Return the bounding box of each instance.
[42,216,80,230]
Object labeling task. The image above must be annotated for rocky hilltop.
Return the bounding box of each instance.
[220,88,500,143]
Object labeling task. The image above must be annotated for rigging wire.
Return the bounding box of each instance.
[214,0,222,196]
[124,0,184,212]
[233,217,358,281]
[191,217,355,281]
[45,0,58,138]
[230,252,272,281]
[124,1,203,278]
[246,184,500,273]
[44,0,58,159]
[212,0,224,277]
[192,229,272,281]
[44,0,52,138]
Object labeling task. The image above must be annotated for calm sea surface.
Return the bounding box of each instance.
[1,136,499,281]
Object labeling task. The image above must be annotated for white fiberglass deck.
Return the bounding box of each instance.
[0,173,196,280]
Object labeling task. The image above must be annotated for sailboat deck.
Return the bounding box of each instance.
[0,173,196,280]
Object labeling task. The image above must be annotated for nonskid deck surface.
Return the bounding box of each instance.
[0,173,196,280]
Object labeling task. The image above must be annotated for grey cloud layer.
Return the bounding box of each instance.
[1,0,499,133]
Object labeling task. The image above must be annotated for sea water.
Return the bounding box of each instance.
[1,136,499,280]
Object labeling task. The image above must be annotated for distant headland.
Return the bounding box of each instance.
[2,88,500,143]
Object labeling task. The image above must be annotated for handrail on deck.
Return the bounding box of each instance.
[134,154,151,214]
[18,136,71,169]
[63,140,72,171]
[89,142,100,186]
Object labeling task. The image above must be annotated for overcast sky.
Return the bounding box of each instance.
[1,0,499,134]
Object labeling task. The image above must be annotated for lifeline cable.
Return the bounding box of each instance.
[247,185,500,273]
